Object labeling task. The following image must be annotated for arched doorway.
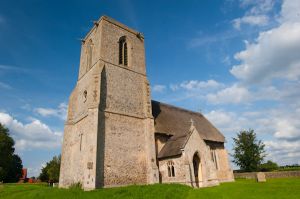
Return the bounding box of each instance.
[193,152,202,187]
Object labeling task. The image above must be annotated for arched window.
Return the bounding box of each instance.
[167,161,175,177]
[119,36,128,66]
[87,39,93,70]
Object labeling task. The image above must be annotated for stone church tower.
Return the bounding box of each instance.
[59,16,159,190]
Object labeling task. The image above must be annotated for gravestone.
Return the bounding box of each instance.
[256,172,266,182]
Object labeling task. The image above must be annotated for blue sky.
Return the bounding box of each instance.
[1,0,300,177]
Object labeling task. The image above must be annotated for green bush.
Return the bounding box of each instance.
[259,160,278,171]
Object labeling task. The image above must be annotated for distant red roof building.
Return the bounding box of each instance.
[21,168,27,179]
[28,177,36,183]
[18,168,28,183]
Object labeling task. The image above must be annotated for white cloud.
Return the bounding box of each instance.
[231,23,300,83]
[168,80,223,93]
[35,108,57,117]
[233,15,269,30]
[265,140,300,165]
[187,30,238,48]
[0,81,12,89]
[206,84,251,104]
[35,102,67,120]
[280,0,300,23]
[27,165,43,178]
[204,109,261,137]
[239,0,274,13]
[274,120,300,140]
[21,104,31,111]
[164,79,286,105]
[222,56,231,65]
[0,112,62,152]
[0,64,25,72]
[270,107,300,141]
[231,0,300,83]
[170,84,180,91]
[218,107,299,148]
[205,106,300,165]
[164,75,300,107]
[180,79,223,90]
[204,110,243,134]
[164,79,292,105]
[255,86,281,101]
[152,85,166,93]
[249,0,274,15]
[233,0,274,30]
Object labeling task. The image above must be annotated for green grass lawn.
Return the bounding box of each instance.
[1,178,300,199]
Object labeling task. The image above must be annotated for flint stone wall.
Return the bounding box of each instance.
[234,171,300,179]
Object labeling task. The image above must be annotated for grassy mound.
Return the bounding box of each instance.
[1,178,300,199]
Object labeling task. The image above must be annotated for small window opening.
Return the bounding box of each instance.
[167,161,175,177]
[79,133,83,151]
[119,40,123,65]
[124,42,128,66]
[119,36,128,66]
[83,90,87,103]
[172,166,175,177]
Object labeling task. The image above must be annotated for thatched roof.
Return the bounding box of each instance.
[151,100,225,159]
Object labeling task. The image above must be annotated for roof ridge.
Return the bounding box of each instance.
[151,100,204,117]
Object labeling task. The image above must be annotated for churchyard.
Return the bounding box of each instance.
[1,178,300,199]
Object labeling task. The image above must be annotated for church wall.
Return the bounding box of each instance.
[60,63,103,190]
[59,109,99,190]
[215,148,234,182]
[96,62,159,187]
[71,63,102,122]
[101,112,154,187]
[183,129,219,188]
[158,156,187,185]
[103,64,147,117]
[205,141,234,182]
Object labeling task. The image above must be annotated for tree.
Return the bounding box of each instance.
[47,155,60,182]
[39,166,49,182]
[0,123,23,182]
[232,129,266,172]
[260,160,278,172]
[39,155,61,182]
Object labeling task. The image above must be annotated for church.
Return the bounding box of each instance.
[59,16,234,190]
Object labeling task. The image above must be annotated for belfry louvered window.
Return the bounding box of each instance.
[119,36,128,66]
